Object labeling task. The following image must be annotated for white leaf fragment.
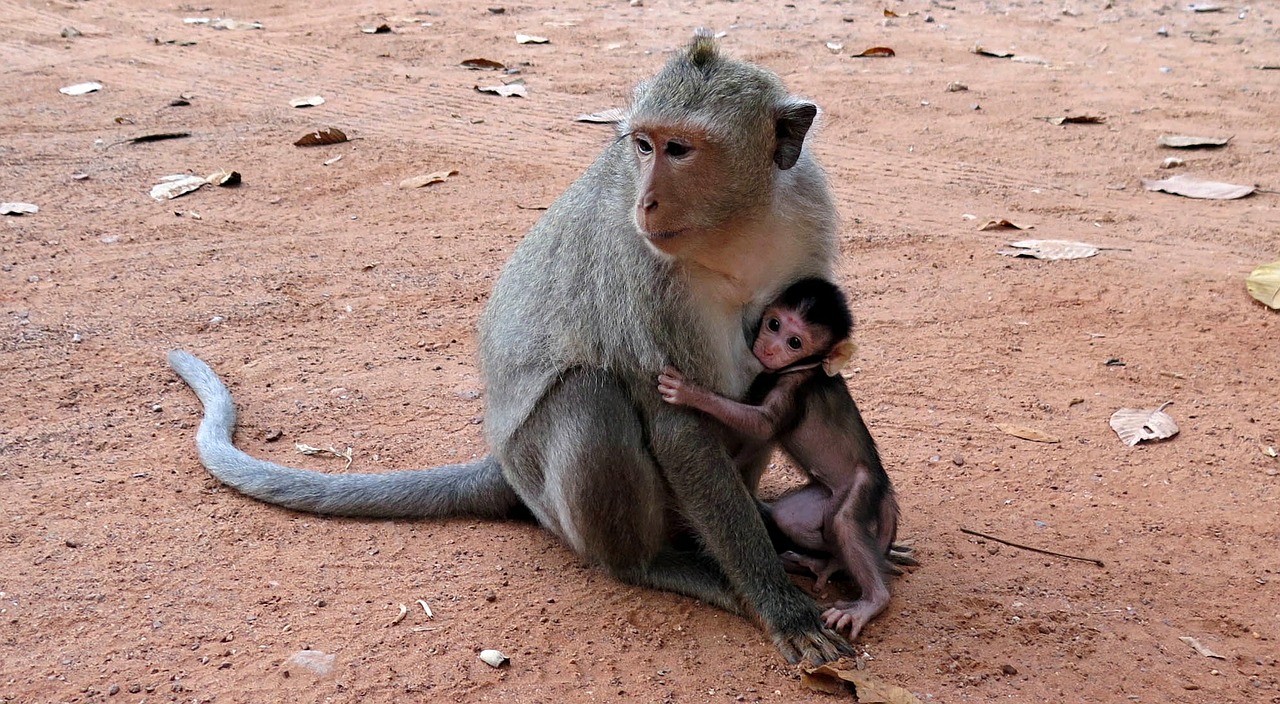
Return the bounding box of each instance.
[476,83,528,98]
[60,81,102,95]
[0,202,39,215]
[1110,403,1179,447]
[149,175,208,201]
[479,649,510,668]
[290,96,325,108]
[575,107,627,124]
[997,240,1100,260]
[516,33,549,44]
[1141,174,1254,200]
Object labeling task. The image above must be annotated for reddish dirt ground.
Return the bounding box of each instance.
[2,0,1278,702]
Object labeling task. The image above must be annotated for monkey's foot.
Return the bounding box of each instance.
[887,544,919,571]
[767,592,854,665]
[821,599,885,642]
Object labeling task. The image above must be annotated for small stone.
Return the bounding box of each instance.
[108,684,120,695]
[1001,664,1018,675]
[952,455,965,466]
[265,428,283,442]
[485,591,497,602]
[127,684,141,694]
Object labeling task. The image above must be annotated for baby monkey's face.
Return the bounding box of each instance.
[753,304,834,372]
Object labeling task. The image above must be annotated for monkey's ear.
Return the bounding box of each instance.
[774,101,818,170]
[823,339,857,376]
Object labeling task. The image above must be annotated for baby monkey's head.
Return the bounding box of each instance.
[754,278,855,375]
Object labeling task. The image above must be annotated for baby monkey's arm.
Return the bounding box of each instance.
[658,366,805,441]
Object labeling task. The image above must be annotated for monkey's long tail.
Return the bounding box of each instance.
[167,350,521,519]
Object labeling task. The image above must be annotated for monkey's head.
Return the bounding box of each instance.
[753,278,856,375]
[623,31,819,255]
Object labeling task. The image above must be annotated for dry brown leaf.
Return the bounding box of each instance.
[972,44,1013,58]
[855,46,896,57]
[883,8,900,17]
[1246,261,1280,310]
[294,127,349,146]
[1043,115,1106,125]
[205,169,241,187]
[1157,134,1231,148]
[461,58,506,70]
[979,219,1031,231]
[398,169,458,189]
[575,108,627,124]
[290,96,325,108]
[995,424,1060,443]
[996,240,1101,260]
[1179,636,1226,659]
[801,662,924,703]
[1141,174,1254,200]
[476,83,527,98]
[1110,403,1179,446]
[0,202,39,215]
[149,174,207,201]
[515,33,549,44]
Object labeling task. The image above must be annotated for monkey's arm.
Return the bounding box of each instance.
[658,367,800,441]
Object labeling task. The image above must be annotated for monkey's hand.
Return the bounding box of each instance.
[821,601,878,643]
[657,366,698,406]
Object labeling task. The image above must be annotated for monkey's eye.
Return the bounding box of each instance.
[767,318,780,332]
[634,136,654,155]
[787,337,803,350]
[665,141,691,158]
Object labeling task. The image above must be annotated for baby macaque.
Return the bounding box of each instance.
[658,278,901,641]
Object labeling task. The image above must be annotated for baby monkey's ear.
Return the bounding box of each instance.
[823,339,858,376]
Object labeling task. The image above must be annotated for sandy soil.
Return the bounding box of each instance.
[2,0,1278,702]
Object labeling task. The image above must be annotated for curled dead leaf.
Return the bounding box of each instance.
[1042,115,1106,125]
[855,46,895,57]
[995,424,1060,443]
[294,127,349,146]
[399,169,458,189]
[979,219,1030,231]
[461,58,506,70]
[1246,261,1280,310]
[801,661,924,703]
[1110,402,1179,446]
[1179,636,1225,659]
[1142,174,1254,200]
[206,169,241,187]
[972,44,1013,58]
[996,240,1101,260]
[1158,134,1231,148]
[476,83,527,98]
[575,108,627,124]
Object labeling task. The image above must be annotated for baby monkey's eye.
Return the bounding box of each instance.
[634,136,654,155]
[787,337,803,350]
[767,318,781,332]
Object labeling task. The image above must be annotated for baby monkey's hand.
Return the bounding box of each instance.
[657,366,693,406]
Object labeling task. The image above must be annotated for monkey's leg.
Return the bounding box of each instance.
[169,351,521,518]
[500,368,744,613]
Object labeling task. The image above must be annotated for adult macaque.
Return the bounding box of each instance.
[170,32,850,663]
[658,278,900,641]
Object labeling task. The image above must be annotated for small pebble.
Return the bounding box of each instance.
[1002,664,1018,675]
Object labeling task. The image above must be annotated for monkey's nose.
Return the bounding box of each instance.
[642,194,658,212]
